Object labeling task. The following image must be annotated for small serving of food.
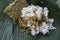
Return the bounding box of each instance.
[18,5,56,36]
[4,0,56,36]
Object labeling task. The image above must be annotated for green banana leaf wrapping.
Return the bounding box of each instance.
[0,0,60,40]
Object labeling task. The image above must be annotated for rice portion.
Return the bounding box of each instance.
[18,5,56,36]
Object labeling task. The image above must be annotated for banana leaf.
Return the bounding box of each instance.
[0,0,60,40]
